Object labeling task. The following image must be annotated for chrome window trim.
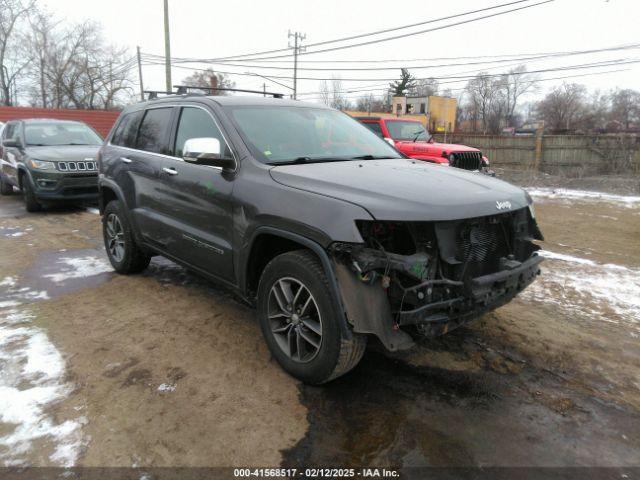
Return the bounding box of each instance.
[107,104,240,173]
[171,105,237,172]
[107,103,237,173]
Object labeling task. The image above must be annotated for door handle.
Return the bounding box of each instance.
[162,167,178,175]
[120,157,132,163]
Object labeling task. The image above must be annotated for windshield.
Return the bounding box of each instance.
[385,121,430,141]
[25,122,103,147]
[225,106,402,164]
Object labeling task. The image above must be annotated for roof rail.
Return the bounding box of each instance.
[174,85,285,99]
[143,90,178,100]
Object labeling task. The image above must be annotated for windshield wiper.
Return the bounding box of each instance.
[412,131,424,142]
[347,155,393,160]
[270,156,355,165]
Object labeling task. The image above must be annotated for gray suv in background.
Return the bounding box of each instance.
[99,94,543,384]
[0,119,103,211]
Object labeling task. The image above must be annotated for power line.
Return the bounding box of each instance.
[142,43,640,72]
[199,0,556,62]
[299,68,635,102]
[178,0,540,63]
[142,57,640,82]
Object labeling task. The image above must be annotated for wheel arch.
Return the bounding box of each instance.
[243,227,351,339]
[98,179,126,215]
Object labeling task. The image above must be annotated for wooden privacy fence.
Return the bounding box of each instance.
[432,133,640,176]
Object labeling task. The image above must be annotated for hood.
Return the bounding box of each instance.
[25,145,101,162]
[395,140,479,154]
[270,159,529,221]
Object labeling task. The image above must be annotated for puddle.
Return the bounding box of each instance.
[283,351,503,467]
[23,250,113,298]
[0,226,28,238]
[283,346,640,468]
[0,306,86,466]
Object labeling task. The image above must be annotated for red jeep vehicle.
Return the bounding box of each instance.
[356,116,490,172]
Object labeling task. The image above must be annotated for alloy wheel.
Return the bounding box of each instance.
[268,277,323,363]
[105,213,125,263]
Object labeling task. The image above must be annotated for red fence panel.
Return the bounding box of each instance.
[0,106,121,138]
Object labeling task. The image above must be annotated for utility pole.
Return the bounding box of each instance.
[163,0,172,93]
[288,30,306,100]
[136,46,144,101]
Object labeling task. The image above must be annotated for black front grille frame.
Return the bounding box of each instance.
[450,151,482,171]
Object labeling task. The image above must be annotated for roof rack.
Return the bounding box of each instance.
[143,90,180,100]
[174,85,285,99]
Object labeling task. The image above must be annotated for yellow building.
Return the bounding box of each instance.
[389,95,457,133]
[426,96,456,134]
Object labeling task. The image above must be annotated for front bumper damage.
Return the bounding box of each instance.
[330,207,543,351]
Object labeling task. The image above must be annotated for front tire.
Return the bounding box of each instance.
[257,250,366,384]
[22,178,41,212]
[102,200,150,274]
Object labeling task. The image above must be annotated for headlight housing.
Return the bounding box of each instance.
[29,159,56,170]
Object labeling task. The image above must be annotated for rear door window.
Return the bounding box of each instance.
[135,108,173,154]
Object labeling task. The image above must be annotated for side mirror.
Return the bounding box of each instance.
[183,137,235,170]
[2,139,20,148]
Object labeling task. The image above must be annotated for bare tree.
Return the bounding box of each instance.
[465,72,501,133]
[498,65,539,127]
[25,15,134,109]
[609,88,640,130]
[410,77,438,97]
[356,93,385,113]
[536,83,587,132]
[0,0,36,105]
[181,68,235,95]
[330,76,349,110]
[318,80,331,106]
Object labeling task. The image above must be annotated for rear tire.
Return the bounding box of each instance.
[22,177,41,212]
[102,200,150,274]
[0,176,13,196]
[257,249,366,384]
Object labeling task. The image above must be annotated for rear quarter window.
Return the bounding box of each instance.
[135,108,173,154]
[111,111,143,148]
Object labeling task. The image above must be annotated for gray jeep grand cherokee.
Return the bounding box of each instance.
[98,94,543,384]
[1,119,103,211]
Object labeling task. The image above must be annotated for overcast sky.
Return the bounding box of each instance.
[41,0,640,104]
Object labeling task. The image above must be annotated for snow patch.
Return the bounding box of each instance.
[526,188,640,207]
[157,383,176,393]
[44,256,112,283]
[0,277,16,287]
[0,309,86,466]
[522,250,640,331]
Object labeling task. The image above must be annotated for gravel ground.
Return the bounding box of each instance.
[0,185,639,470]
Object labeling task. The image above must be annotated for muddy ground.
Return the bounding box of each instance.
[0,187,639,471]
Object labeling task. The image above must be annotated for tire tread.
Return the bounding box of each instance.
[260,249,366,384]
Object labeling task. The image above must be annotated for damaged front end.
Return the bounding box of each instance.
[330,207,544,351]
